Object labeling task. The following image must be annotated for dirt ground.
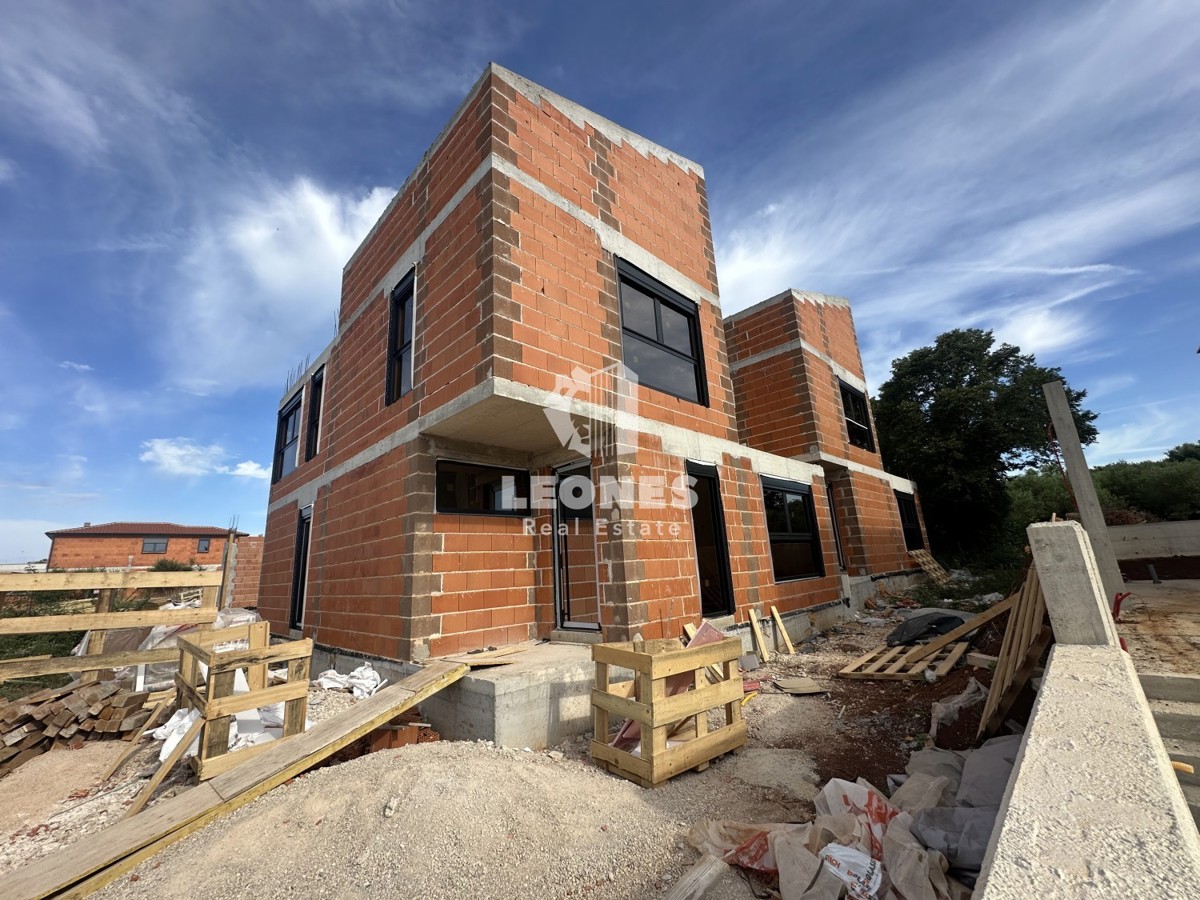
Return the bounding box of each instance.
[0,614,1003,898]
[1115,579,1200,675]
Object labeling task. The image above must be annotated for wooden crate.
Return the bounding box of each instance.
[174,623,313,780]
[590,637,746,788]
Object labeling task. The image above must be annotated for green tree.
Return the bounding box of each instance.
[1167,441,1200,463]
[873,329,1097,559]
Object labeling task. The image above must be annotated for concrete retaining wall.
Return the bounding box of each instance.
[977,647,1200,898]
[1109,520,1200,561]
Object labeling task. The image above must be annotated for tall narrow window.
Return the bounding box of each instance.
[617,259,706,404]
[895,490,924,551]
[289,506,313,629]
[305,366,324,461]
[386,270,415,405]
[839,381,875,452]
[761,477,824,581]
[272,393,302,483]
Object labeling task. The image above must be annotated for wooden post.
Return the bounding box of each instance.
[202,670,235,765]
[283,655,310,737]
[593,661,610,742]
[1028,521,1120,647]
[79,589,114,685]
[1043,380,1125,603]
[247,621,269,693]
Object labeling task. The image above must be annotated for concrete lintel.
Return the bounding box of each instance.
[1029,521,1120,647]
[978,644,1200,899]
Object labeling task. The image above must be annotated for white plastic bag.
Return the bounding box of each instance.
[314,661,386,699]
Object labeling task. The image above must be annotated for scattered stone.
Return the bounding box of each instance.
[383,797,399,818]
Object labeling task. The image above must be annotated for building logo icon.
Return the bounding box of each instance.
[544,362,639,460]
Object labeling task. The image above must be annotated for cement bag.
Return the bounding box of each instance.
[688,815,865,874]
[906,748,967,798]
[955,735,1021,808]
[888,773,952,813]
[882,812,954,900]
[818,844,882,899]
[814,779,899,860]
[910,807,999,873]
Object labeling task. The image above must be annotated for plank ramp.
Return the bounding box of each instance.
[0,661,469,899]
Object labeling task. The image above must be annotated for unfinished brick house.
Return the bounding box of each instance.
[260,64,927,662]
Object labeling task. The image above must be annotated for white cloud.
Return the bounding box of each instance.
[715,1,1200,376]
[139,437,270,480]
[164,178,392,392]
[59,360,93,372]
[0,157,15,183]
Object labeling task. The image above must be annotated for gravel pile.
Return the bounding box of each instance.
[94,739,819,900]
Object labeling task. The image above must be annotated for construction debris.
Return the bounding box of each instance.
[0,681,160,777]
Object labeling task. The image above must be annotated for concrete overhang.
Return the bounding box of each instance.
[421,389,566,453]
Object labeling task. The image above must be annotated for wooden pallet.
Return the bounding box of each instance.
[908,549,952,586]
[977,566,1051,738]
[839,641,969,680]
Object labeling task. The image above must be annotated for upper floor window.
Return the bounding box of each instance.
[617,260,706,405]
[386,271,415,405]
[142,536,168,554]
[839,381,875,452]
[435,460,529,516]
[273,392,302,483]
[197,538,211,553]
[895,490,924,551]
[761,477,824,581]
[305,366,325,461]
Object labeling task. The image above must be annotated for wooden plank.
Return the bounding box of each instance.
[589,740,651,780]
[593,661,610,742]
[282,655,310,736]
[748,611,770,662]
[665,854,731,900]
[200,679,309,720]
[863,645,906,674]
[644,638,740,680]
[681,624,724,683]
[652,720,748,784]
[202,671,236,763]
[206,639,314,674]
[194,735,281,780]
[897,595,1017,667]
[769,606,795,655]
[103,700,170,782]
[123,716,204,819]
[1140,673,1200,703]
[931,642,969,678]
[0,647,180,681]
[79,590,114,686]
[0,662,469,900]
[0,570,223,593]
[0,606,219,637]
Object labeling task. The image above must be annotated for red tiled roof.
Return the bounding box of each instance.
[46,522,246,538]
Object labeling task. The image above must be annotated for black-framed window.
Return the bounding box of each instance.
[386,270,415,405]
[761,477,824,581]
[142,536,168,554]
[273,392,302,483]
[435,460,529,516]
[895,490,924,551]
[617,259,707,405]
[839,381,875,451]
[305,366,325,461]
[197,538,211,553]
[289,506,312,630]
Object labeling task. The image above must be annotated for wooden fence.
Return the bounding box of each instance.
[0,570,223,683]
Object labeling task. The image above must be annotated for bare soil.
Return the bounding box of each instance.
[1,616,1004,898]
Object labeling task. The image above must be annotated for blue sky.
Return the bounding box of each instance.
[1,1,1198,561]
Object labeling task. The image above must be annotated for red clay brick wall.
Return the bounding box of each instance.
[47,535,228,570]
[832,471,923,576]
[258,505,299,633]
[726,294,884,467]
[230,535,263,607]
[428,514,539,656]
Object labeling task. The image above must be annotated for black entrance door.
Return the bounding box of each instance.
[687,463,734,617]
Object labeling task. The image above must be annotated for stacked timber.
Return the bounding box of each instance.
[0,681,155,776]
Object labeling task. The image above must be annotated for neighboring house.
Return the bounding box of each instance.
[260,64,928,662]
[46,522,238,568]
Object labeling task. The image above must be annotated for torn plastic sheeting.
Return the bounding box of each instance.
[929,677,987,742]
[887,773,952,813]
[955,734,1021,808]
[314,661,387,699]
[882,812,962,900]
[905,748,967,798]
[910,806,999,874]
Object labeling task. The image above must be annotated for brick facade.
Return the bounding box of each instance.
[261,64,927,663]
[47,525,232,570]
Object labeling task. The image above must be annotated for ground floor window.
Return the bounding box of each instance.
[435,460,529,515]
[761,476,824,581]
[895,490,924,551]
